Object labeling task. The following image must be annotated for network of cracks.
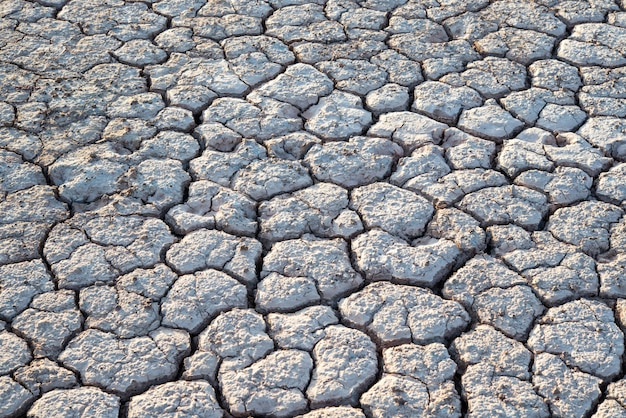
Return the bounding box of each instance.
[1,0,626,417]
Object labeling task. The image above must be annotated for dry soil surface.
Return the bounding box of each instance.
[1,0,626,417]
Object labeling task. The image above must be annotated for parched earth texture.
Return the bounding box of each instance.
[1,0,626,417]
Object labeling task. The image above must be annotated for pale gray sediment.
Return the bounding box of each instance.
[1,0,626,416]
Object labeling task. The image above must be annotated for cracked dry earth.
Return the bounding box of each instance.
[2,1,626,418]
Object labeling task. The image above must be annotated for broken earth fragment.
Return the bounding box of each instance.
[261,235,363,301]
[352,230,462,287]
[127,380,223,418]
[350,182,434,241]
[59,328,190,397]
[340,281,469,346]
[165,228,261,285]
[27,387,120,418]
[307,325,378,408]
[161,269,248,333]
[528,299,624,380]
[304,136,403,188]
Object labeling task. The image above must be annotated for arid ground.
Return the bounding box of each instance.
[1,0,626,417]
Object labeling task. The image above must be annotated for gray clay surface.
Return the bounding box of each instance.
[1,0,626,416]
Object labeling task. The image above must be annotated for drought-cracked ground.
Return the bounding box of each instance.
[1,0,626,417]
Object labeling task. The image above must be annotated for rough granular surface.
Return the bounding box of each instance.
[1,0,626,417]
